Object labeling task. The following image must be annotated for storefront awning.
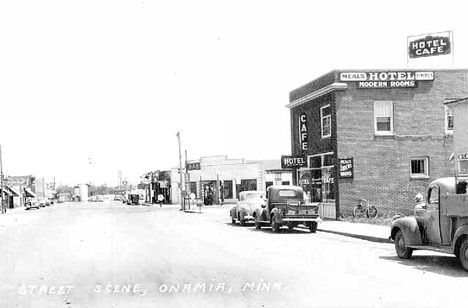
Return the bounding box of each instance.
[23,188,36,198]
[1,185,20,197]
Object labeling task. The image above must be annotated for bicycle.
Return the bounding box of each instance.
[353,199,378,219]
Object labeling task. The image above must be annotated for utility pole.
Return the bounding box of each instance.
[0,144,4,214]
[177,131,184,210]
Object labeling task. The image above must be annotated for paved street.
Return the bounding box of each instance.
[1,202,468,308]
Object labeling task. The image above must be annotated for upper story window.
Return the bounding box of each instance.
[445,105,454,134]
[321,105,331,138]
[374,101,393,135]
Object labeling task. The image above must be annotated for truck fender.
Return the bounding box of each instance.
[270,208,283,224]
[452,225,468,253]
[390,216,423,246]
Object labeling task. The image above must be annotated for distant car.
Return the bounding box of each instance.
[230,191,266,226]
[25,198,40,210]
[36,197,49,207]
[96,195,104,202]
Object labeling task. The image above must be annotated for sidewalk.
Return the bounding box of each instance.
[318,220,391,243]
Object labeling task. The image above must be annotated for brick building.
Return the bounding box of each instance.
[287,69,468,218]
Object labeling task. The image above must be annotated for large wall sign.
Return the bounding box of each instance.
[339,71,434,89]
[339,158,354,179]
[299,113,308,151]
[281,155,307,169]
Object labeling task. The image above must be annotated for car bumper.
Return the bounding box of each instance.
[281,217,322,223]
[243,215,255,221]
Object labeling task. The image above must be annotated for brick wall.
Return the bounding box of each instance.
[336,70,468,216]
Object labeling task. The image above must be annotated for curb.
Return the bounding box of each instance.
[317,228,391,244]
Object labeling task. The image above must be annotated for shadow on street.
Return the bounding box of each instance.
[379,255,468,277]
[224,222,315,235]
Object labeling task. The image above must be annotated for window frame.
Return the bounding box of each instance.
[373,100,394,136]
[444,104,454,135]
[410,156,430,179]
[320,105,331,139]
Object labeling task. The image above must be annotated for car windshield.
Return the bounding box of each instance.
[245,193,264,200]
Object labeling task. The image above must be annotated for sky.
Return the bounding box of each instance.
[1,0,467,186]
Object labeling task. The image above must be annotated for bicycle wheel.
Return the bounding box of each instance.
[353,207,361,218]
[366,206,378,219]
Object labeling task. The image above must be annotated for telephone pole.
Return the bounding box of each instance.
[177,131,184,210]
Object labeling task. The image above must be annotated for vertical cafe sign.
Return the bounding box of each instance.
[299,113,308,151]
[407,31,453,68]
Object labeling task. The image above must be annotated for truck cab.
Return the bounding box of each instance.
[253,185,321,233]
[390,177,468,271]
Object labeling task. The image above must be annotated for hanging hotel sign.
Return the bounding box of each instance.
[281,155,307,169]
[299,113,308,151]
[339,71,434,89]
[339,158,354,179]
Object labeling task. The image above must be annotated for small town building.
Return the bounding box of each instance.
[5,175,37,208]
[287,69,468,218]
[171,155,292,205]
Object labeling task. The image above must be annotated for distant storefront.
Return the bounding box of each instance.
[171,155,292,205]
[287,69,468,218]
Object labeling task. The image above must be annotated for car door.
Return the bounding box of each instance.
[424,185,442,244]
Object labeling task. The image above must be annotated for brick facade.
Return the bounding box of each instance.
[289,69,468,218]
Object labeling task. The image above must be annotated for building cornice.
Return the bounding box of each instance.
[286,82,348,109]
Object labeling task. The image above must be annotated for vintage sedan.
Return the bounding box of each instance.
[25,198,41,210]
[230,191,266,226]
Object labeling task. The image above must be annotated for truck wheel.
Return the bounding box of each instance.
[457,238,468,271]
[254,216,261,229]
[309,222,318,233]
[395,230,413,259]
[271,217,280,233]
[231,217,236,224]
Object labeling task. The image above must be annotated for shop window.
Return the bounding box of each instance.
[445,105,454,134]
[190,182,197,196]
[410,157,429,178]
[240,179,257,192]
[321,105,331,138]
[374,101,393,135]
[265,181,273,191]
[282,181,290,185]
[223,180,233,199]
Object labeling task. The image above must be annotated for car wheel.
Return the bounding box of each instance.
[254,216,261,230]
[271,216,280,233]
[309,222,318,233]
[231,218,236,224]
[457,238,468,271]
[395,230,413,259]
[288,224,295,231]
